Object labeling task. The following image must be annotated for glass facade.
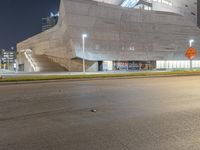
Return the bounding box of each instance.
[100,61,155,71]
[121,0,172,8]
[157,60,200,69]
[121,0,139,8]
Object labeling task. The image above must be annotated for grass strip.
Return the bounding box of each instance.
[1,70,200,82]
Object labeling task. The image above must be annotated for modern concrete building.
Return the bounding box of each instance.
[198,0,200,27]
[17,0,200,72]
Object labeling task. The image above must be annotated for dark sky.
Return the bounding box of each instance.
[0,0,60,50]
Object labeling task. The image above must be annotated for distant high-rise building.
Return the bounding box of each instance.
[42,12,59,32]
[0,49,3,65]
[1,49,15,63]
[0,49,16,69]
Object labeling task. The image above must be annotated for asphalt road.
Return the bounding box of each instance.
[1,76,200,150]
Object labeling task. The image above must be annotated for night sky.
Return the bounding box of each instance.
[0,0,60,50]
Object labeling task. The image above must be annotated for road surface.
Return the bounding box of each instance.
[1,76,200,150]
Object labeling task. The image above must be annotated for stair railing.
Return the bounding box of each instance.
[24,49,39,72]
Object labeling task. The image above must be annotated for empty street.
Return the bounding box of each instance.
[1,76,200,150]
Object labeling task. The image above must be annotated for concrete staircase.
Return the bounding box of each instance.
[31,54,67,72]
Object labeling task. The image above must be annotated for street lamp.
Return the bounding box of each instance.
[82,34,87,73]
[189,39,194,47]
[6,55,10,70]
[189,39,194,70]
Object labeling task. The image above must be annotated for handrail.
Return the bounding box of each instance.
[24,49,39,72]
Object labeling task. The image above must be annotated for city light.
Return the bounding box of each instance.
[82,33,88,73]
[189,39,194,47]
[82,34,88,38]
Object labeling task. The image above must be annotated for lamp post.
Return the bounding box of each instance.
[82,34,87,73]
[189,39,194,47]
[6,55,9,70]
[189,39,194,70]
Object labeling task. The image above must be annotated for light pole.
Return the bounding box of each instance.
[5,55,9,70]
[82,34,87,73]
[0,58,1,69]
[189,39,194,47]
[189,39,194,70]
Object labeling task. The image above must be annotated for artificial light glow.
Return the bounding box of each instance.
[189,39,194,47]
[156,60,200,69]
[82,34,88,38]
[103,61,113,71]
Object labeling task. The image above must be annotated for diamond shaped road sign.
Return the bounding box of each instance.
[185,47,197,60]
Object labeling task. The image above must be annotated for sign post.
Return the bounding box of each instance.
[185,47,197,70]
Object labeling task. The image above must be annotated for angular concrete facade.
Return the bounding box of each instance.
[17,0,200,72]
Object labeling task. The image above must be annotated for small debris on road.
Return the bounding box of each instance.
[90,109,97,113]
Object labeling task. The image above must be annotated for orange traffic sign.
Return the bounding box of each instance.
[185,47,197,60]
